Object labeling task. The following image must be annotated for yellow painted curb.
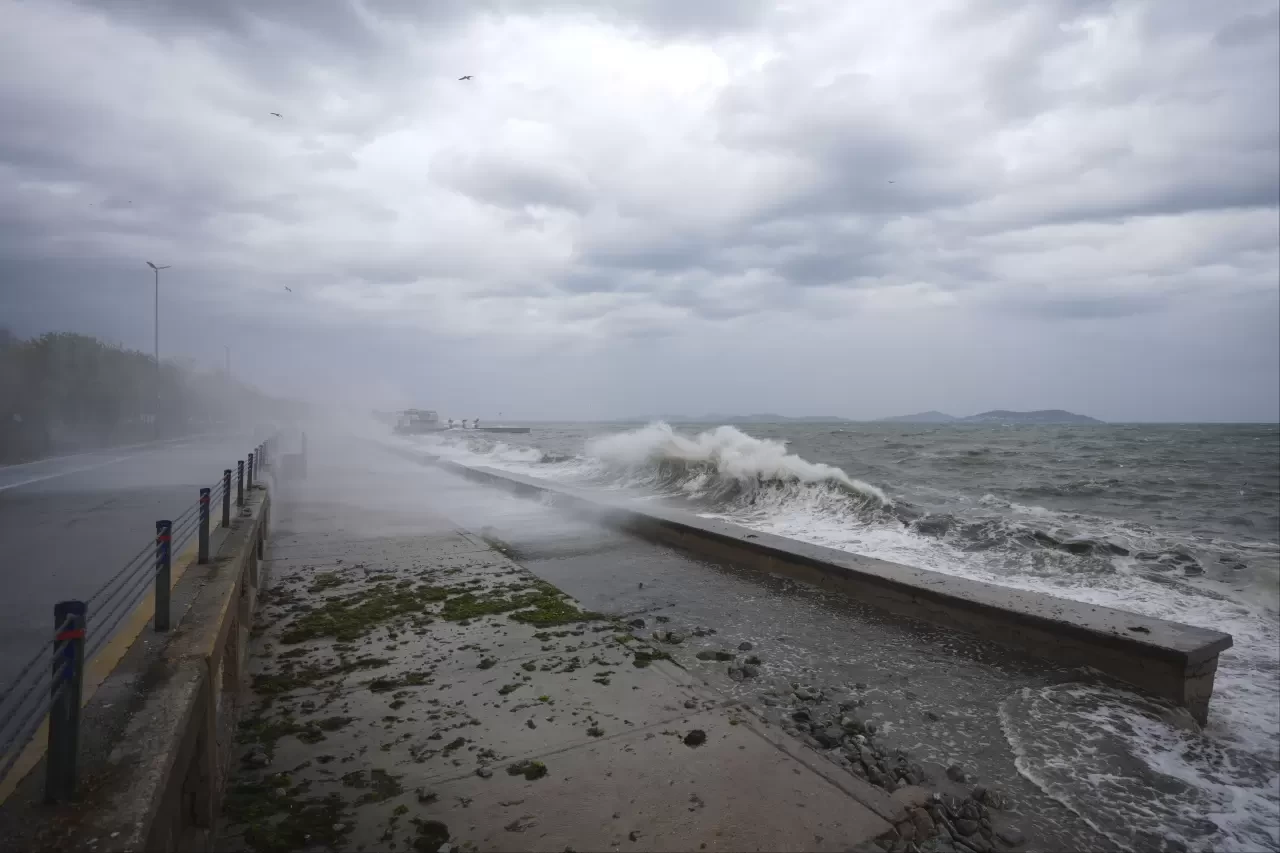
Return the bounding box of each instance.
[0,517,210,804]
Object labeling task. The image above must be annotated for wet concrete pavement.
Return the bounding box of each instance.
[221,432,1124,852]
[221,444,896,852]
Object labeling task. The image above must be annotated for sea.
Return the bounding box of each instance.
[400,420,1280,852]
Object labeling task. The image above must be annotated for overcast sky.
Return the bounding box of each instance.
[1,0,1277,422]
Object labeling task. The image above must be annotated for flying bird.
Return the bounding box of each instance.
[887,180,895,184]
[284,286,292,292]
[270,112,282,117]
[458,75,473,81]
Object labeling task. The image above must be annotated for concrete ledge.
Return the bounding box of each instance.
[62,486,271,852]
[413,452,1232,724]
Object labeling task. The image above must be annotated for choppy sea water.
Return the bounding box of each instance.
[398,420,1280,852]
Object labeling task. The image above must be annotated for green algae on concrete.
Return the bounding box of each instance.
[307,572,347,594]
[251,656,390,696]
[367,671,431,693]
[280,581,448,644]
[506,759,548,781]
[438,578,600,625]
[222,773,352,853]
[341,768,405,806]
[237,713,354,759]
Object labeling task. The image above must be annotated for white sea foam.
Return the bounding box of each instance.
[584,422,889,505]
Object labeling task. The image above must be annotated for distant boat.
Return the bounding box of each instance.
[393,409,447,434]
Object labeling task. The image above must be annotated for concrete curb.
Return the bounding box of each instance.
[393,446,1232,724]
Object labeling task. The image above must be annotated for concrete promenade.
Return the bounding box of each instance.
[219,472,895,851]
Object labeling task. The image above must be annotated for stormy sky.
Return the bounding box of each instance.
[1,0,1277,422]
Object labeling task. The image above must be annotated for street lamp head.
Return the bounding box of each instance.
[146,261,172,270]
[146,261,157,270]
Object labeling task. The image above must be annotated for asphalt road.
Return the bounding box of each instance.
[0,434,256,690]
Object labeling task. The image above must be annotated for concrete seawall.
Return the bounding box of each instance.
[403,451,1233,724]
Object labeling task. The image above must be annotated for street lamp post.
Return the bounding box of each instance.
[146,261,171,436]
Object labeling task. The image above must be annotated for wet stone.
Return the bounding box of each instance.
[992,826,1024,847]
[911,807,935,839]
[816,727,843,749]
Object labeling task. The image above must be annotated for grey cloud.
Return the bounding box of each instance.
[74,0,768,43]
[1215,6,1280,46]
[1013,293,1169,321]
[432,150,594,212]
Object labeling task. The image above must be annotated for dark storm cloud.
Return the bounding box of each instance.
[71,0,768,42]
[2,0,1277,421]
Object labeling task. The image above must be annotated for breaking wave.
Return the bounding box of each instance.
[580,422,891,516]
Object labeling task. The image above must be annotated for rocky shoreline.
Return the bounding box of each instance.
[632,619,1032,853]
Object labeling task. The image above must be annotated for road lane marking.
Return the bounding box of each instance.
[0,456,132,493]
[0,432,225,474]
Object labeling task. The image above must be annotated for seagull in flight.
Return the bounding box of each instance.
[458,75,473,81]
[887,180,895,183]
[270,112,282,117]
[284,286,292,292]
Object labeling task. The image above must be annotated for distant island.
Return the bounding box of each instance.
[878,409,1104,425]
[618,413,850,424]
[605,409,1104,425]
[877,410,957,424]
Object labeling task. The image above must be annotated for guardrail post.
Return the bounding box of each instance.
[46,600,86,804]
[237,460,245,508]
[198,487,211,564]
[155,520,172,631]
[247,452,255,491]
[222,469,232,527]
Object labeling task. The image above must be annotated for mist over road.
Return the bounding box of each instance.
[0,434,254,689]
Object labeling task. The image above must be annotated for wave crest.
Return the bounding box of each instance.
[585,422,890,513]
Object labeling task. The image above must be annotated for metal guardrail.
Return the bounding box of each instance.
[0,436,274,802]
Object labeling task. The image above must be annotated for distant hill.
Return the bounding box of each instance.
[620,413,852,424]
[878,408,1103,425]
[877,410,958,424]
[963,409,1104,425]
